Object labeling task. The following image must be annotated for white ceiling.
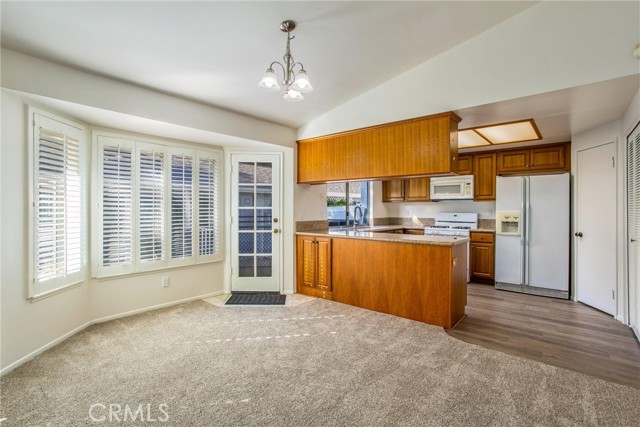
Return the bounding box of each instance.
[1,1,538,129]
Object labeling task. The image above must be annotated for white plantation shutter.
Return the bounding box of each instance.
[32,113,84,296]
[93,133,222,277]
[197,152,221,261]
[138,144,166,269]
[170,150,195,265]
[98,137,134,276]
[629,123,640,334]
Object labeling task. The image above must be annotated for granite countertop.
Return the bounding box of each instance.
[296,226,468,247]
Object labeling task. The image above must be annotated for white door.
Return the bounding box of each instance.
[628,123,640,337]
[576,142,616,314]
[231,154,281,292]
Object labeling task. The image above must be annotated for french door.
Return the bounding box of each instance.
[230,154,281,292]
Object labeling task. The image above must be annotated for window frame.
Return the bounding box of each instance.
[92,131,223,279]
[327,181,371,228]
[28,108,87,298]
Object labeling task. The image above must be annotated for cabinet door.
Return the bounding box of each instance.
[315,238,332,290]
[470,242,495,279]
[457,155,473,175]
[405,178,430,201]
[530,145,566,171]
[301,238,318,288]
[382,179,406,202]
[473,153,497,200]
[497,150,530,174]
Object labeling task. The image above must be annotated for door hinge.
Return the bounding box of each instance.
[612,290,615,299]
[612,157,615,168]
[230,267,233,276]
[230,216,233,224]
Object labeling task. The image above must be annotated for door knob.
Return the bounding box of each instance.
[575,232,583,237]
[273,228,279,234]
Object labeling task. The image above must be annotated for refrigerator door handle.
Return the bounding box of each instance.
[524,176,531,286]
[520,177,526,287]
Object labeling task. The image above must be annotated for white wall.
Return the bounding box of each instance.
[1,49,295,149]
[298,1,639,140]
[1,90,92,370]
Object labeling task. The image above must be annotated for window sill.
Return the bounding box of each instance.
[29,280,85,302]
[94,258,223,282]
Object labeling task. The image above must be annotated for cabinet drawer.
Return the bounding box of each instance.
[470,231,495,243]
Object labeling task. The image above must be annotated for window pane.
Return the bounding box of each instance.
[256,186,272,207]
[239,162,254,183]
[239,185,254,207]
[256,256,272,277]
[171,153,193,260]
[239,256,254,277]
[256,209,272,230]
[139,149,164,262]
[256,162,272,183]
[102,143,133,267]
[238,233,254,254]
[238,209,254,230]
[256,233,272,254]
[198,155,218,257]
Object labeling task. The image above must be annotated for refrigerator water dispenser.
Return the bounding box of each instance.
[496,211,522,236]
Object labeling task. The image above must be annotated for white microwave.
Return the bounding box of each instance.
[430,175,474,200]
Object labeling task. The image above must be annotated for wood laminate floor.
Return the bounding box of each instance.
[447,283,640,389]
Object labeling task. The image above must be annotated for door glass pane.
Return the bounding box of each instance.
[239,186,254,207]
[239,256,254,277]
[256,256,272,277]
[256,163,272,183]
[256,209,272,230]
[238,233,254,254]
[256,186,272,207]
[239,162,255,183]
[238,209,254,230]
[256,233,272,254]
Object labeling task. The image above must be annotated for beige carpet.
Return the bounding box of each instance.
[1,298,639,426]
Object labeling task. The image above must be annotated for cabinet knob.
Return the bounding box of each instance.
[574,232,583,237]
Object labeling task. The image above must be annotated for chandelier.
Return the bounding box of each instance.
[257,20,313,101]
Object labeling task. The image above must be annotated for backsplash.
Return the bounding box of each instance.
[374,217,495,230]
[296,220,329,232]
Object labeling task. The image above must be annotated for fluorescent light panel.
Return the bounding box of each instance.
[459,119,541,148]
[458,130,490,148]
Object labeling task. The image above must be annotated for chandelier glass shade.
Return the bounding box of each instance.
[258,20,313,101]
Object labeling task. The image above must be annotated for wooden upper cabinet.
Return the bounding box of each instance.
[497,149,530,174]
[496,143,569,174]
[382,178,430,202]
[405,178,430,202]
[297,112,461,183]
[457,155,473,175]
[382,179,405,202]
[473,153,497,200]
[530,145,566,171]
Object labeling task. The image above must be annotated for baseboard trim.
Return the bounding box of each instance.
[633,325,640,342]
[1,291,224,377]
[0,321,91,377]
[91,291,224,324]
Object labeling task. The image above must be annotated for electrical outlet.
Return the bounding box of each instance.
[161,277,169,288]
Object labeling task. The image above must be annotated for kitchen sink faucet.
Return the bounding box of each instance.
[353,205,364,228]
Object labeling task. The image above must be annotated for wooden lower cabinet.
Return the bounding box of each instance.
[297,236,332,298]
[470,231,495,283]
[331,238,467,329]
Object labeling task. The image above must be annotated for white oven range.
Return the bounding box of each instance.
[423,212,478,282]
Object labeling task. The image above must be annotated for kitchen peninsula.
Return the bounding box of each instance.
[296,228,468,329]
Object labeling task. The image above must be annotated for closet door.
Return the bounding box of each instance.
[628,122,640,339]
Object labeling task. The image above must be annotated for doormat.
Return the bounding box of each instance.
[225,293,287,305]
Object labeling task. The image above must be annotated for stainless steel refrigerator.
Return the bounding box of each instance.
[495,173,570,299]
